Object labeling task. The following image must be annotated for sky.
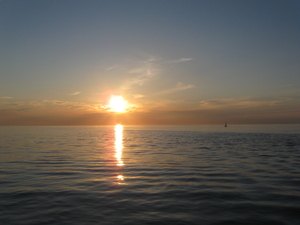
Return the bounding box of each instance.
[0,0,300,125]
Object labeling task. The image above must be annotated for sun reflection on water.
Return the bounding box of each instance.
[114,124,124,166]
[117,175,124,181]
[114,124,124,184]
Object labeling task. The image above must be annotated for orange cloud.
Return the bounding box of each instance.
[0,97,299,125]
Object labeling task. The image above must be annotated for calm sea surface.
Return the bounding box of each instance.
[1,125,300,225]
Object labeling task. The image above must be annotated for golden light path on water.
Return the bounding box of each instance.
[114,124,124,183]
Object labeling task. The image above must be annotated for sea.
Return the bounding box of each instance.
[0,125,300,225]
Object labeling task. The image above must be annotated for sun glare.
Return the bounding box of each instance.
[108,96,127,113]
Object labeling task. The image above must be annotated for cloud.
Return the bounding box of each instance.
[0,101,24,107]
[1,97,299,125]
[198,97,285,109]
[155,82,195,95]
[0,101,31,114]
[106,65,119,71]
[43,99,100,111]
[116,56,193,91]
[126,68,154,86]
[133,94,145,99]
[121,58,160,90]
[167,58,193,64]
[0,96,13,99]
[70,91,82,95]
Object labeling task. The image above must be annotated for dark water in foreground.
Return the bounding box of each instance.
[0,125,300,225]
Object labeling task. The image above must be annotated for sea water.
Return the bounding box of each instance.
[0,125,300,225]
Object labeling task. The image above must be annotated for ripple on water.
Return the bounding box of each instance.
[0,127,300,225]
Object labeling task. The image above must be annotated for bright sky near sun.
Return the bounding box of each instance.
[107,96,128,113]
[0,0,300,125]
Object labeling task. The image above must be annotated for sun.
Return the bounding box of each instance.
[108,96,128,113]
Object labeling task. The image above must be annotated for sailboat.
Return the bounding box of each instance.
[224,122,227,127]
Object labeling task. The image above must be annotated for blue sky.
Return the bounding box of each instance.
[0,0,300,125]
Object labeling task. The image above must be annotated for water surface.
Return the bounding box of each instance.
[1,125,300,225]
